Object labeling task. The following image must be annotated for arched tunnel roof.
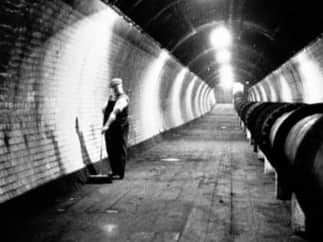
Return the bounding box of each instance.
[105,0,323,88]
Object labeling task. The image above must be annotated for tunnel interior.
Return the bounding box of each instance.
[108,0,323,89]
[0,0,216,204]
[1,0,323,238]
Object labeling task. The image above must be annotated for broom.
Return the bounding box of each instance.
[87,133,112,184]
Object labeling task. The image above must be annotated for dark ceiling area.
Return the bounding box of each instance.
[105,0,323,88]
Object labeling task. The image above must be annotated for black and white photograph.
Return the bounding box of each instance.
[0,0,322,241]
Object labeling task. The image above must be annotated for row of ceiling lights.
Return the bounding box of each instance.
[210,26,243,93]
[210,25,234,89]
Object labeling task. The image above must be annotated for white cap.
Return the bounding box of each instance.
[110,78,123,88]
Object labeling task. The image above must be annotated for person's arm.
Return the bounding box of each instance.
[101,95,128,133]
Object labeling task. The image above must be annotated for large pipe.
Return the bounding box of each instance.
[284,114,323,238]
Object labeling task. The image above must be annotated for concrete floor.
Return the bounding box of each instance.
[5,104,306,242]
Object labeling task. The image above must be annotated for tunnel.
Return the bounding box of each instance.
[1,0,323,241]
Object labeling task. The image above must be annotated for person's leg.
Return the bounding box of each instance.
[105,132,117,174]
[110,124,129,179]
[118,123,129,178]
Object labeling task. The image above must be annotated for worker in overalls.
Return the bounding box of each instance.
[102,78,129,180]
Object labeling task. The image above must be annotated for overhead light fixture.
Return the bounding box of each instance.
[210,26,232,49]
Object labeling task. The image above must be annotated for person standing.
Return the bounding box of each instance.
[102,78,129,180]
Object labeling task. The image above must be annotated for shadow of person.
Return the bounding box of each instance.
[75,117,98,175]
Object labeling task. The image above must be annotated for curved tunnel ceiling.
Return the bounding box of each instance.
[106,0,323,88]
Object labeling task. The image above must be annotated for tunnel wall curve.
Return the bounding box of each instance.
[248,36,323,103]
[0,0,216,203]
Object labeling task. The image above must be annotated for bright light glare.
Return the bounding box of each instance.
[42,8,120,172]
[259,85,268,101]
[220,65,232,76]
[267,81,278,101]
[280,76,292,102]
[194,83,204,116]
[184,76,197,120]
[296,52,323,103]
[219,65,234,89]
[210,26,232,49]
[216,49,231,64]
[232,82,244,94]
[140,49,169,140]
[170,68,187,127]
[208,89,216,107]
[221,78,234,89]
[254,87,261,101]
[248,90,256,102]
[199,84,208,113]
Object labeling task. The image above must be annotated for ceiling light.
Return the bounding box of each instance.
[210,26,232,49]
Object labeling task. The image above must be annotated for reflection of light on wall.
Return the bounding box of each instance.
[200,84,208,114]
[203,86,210,113]
[79,9,120,162]
[194,82,204,116]
[267,81,278,101]
[254,93,257,101]
[199,84,205,114]
[43,8,120,172]
[204,86,211,112]
[279,76,292,102]
[209,89,216,107]
[248,92,252,101]
[205,87,212,111]
[206,88,215,110]
[254,87,261,101]
[204,88,210,110]
[170,68,187,127]
[184,76,197,120]
[296,52,323,103]
[259,85,268,101]
[140,50,169,139]
[250,90,256,101]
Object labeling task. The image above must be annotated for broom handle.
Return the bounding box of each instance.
[100,133,104,161]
